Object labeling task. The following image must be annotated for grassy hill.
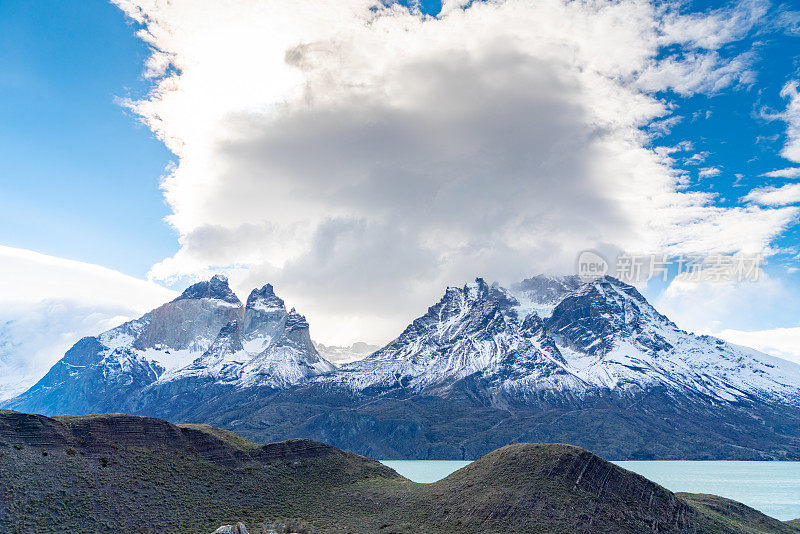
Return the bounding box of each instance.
[0,410,797,533]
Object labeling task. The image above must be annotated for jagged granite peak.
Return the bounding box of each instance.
[149,285,334,388]
[285,308,309,331]
[123,290,243,354]
[3,277,336,414]
[245,283,285,311]
[268,308,332,368]
[173,274,241,306]
[379,277,521,354]
[242,284,288,352]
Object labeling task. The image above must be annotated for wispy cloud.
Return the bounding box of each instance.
[762,167,800,178]
[743,183,800,206]
[699,167,722,178]
[779,81,800,163]
[0,246,175,399]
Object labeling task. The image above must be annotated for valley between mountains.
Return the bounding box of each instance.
[5,274,800,460]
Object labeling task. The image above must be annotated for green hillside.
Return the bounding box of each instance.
[0,410,797,533]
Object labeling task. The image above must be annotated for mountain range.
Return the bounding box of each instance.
[5,273,800,459]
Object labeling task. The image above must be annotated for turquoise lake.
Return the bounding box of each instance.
[380,460,800,521]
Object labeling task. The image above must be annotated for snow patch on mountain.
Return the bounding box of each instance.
[509,274,583,318]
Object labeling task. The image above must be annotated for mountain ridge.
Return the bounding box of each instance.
[5,273,800,460]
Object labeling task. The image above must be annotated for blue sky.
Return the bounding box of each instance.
[649,8,800,317]
[2,0,800,351]
[0,0,175,276]
[657,22,800,258]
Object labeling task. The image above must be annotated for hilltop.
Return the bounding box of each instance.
[1,410,798,533]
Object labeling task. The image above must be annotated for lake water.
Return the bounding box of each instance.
[380,460,800,521]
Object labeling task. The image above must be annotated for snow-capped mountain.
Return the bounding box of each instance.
[4,276,333,414]
[159,282,334,389]
[6,273,800,460]
[329,275,800,406]
[542,277,800,403]
[333,278,581,395]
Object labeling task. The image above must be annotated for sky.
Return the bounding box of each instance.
[2,0,800,396]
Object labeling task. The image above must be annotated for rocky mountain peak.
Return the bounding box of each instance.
[464,277,489,296]
[285,308,310,332]
[173,275,241,305]
[575,276,673,325]
[442,278,519,314]
[545,275,675,355]
[246,283,285,312]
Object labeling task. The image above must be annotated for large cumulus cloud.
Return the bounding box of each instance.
[115,0,797,343]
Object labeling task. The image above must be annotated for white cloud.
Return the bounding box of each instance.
[0,246,174,399]
[762,167,800,178]
[112,0,794,344]
[779,81,800,163]
[699,167,722,178]
[658,0,769,50]
[716,326,800,364]
[655,273,800,337]
[685,151,711,165]
[743,183,800,206]
[634,50,757,96]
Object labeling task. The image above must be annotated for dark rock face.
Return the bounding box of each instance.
[174,274,242,305]
[545,276,674,355]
